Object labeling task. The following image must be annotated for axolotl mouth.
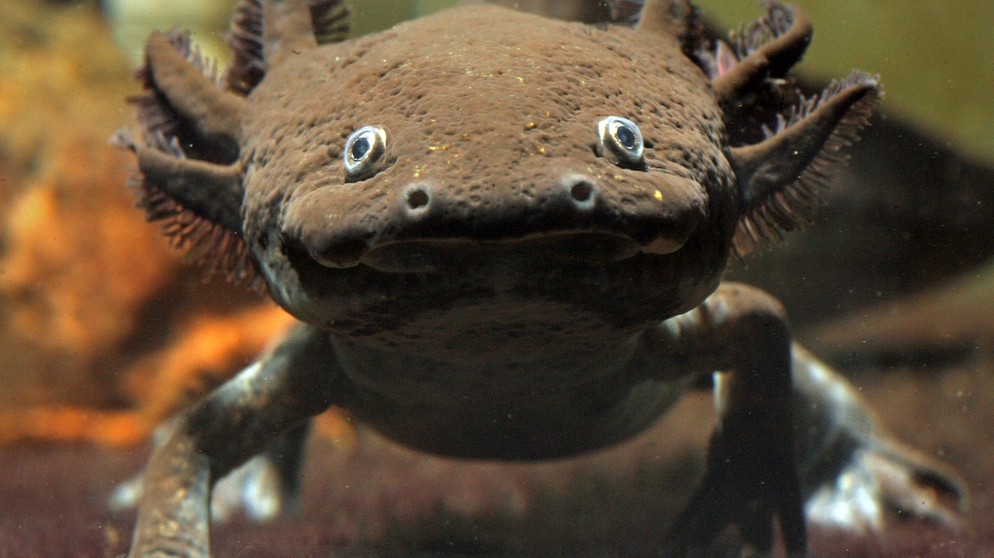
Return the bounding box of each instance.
[282,171,707,275]
[355,232,651,274]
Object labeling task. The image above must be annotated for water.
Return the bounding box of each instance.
[0,1,991,556]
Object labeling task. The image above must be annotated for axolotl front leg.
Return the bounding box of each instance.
[638,282,966,555]
[636,283,808,555]
[127,324,343,558]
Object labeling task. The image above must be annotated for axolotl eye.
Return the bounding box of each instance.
[596,116,645,168]
[344,125,388,180]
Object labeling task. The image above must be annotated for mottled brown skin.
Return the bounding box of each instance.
[117,1,965,556]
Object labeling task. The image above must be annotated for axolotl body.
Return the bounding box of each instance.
[117,0,965,555]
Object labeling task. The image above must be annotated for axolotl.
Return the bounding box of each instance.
[116,0,965,555]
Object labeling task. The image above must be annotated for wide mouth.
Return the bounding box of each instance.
[355,232,646,273]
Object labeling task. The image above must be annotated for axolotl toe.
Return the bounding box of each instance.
[115,0,966,556]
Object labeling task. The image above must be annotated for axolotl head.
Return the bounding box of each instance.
[121,0,877,344]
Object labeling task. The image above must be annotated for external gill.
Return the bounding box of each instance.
[118,0,350,288]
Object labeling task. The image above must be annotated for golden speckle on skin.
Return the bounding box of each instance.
[516,76,524,83]
[654,190,664,202]
[525,121,536,130]
[537,147,546,155]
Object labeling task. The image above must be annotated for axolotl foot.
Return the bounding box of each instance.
[792,348,967,532]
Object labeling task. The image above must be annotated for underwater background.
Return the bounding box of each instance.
[1,0,992,556]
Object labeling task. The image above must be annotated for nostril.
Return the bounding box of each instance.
[570,181,594,203]
[405,186,431,212]
[561,174,597,211]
